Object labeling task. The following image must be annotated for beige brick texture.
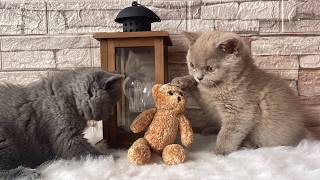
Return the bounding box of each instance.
[0,0,320,128]
[201,3,239,20]
[300,55,320,69]
[251,36,320,55]
[2,51,55,70]
[238,1,280,20]
[298,70,320,96]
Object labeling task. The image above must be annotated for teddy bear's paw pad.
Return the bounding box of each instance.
[128,138,151,165]
[162,144,186,165]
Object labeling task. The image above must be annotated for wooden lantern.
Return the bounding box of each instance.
[93,31,172,148]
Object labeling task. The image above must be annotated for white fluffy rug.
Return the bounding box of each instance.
[37,123,320,180]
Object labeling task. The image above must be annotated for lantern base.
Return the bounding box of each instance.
[106,127,144,149]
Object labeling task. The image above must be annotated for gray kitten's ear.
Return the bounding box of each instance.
[87,75,122,98]
[183,31,201,46]
[217,38,240,54]
[102,75,122,91]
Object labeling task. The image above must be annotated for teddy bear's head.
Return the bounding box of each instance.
[151,84,186,112]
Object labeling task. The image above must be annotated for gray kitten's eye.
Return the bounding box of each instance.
[190,62,195,68]
[206,66,214,72]
[88,89,93,98]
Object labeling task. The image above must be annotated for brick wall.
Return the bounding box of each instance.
[0,0,319,129]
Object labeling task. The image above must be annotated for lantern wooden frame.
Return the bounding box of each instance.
[93,31,172,148]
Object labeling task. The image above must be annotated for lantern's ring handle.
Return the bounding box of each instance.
[131,1,161,22]
[132,1,138,6]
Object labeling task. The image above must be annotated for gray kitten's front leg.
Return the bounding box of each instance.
[44,98,102,159]
[0,166,41,180]
[171,75,197,90]
[52,127,102,159]
[214,114,254,155]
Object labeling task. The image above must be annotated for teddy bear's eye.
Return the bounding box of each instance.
[179,92,184,96]
[168,91,173,96]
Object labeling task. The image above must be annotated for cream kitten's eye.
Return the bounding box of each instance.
[206,66,214,72]
[190,62,195,68]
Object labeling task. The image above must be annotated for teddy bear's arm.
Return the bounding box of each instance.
[179,115,193,148]
[130,108,157,133]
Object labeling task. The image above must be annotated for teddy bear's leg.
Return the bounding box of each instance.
[162,144,186,165]
[128,138,152,165]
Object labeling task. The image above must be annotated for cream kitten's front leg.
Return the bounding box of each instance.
[171,75,197,89]
[214,116,254,155]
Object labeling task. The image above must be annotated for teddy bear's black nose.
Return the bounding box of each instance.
[177,97,181,102]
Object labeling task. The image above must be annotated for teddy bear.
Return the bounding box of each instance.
[127,83,193,165]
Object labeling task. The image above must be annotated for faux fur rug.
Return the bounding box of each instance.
[37,123,320,180]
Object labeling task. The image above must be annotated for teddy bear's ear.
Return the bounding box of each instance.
[152,84,162,97]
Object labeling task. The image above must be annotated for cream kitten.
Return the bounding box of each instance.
[172,31,306,155]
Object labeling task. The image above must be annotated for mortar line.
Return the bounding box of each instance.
[0,68,60,72]
[90,38,94,67]
[297,53,302,97]
[45,2,49,34]
[281,0,284,33]
[187,0,190,32]
[0,37,2,70]
[53,50,58,69]
[297,68,301,96]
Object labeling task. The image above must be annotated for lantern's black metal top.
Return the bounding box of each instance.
[115,1,161,32]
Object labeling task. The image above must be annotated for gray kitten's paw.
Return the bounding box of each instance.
[95,139,110,155]
[171,76,194,89]
[16,167,41,180]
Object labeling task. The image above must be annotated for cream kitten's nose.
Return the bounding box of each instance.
[194,73,204,81]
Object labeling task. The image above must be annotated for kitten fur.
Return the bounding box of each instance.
[0,68,122,179]
[172,31,306,155]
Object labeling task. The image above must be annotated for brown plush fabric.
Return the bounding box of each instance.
[162,144,186,165]
[130,108,157,134]
[128,84,193,165]
[127,138,151,165]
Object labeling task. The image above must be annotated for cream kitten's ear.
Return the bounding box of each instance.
[182,31,201,46]
[218,38,240,54]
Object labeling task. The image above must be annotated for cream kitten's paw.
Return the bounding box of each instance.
[171,76,195,89]
[214,146,231,155]
[214,143,236,155]
[241,139,258,149]
[171,77,189,89]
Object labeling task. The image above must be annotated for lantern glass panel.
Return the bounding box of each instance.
[115,47,155,130]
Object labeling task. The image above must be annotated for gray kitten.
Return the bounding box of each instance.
[0,68,122,179]
[172,31,307,155]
